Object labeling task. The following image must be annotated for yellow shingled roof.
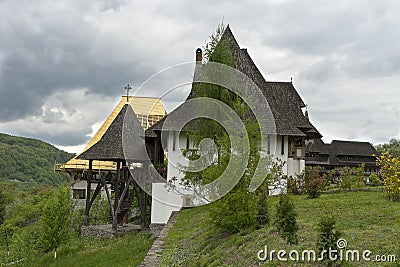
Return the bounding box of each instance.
[58,96,166,172]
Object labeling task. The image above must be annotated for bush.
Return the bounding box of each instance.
[39,186,71,259]
[287,175,303,195]
[304,168,325,198]
[339,164,366,191]
[256,188,269,227]
[375,152,400,201]
[368,173,381,186]
[274,194,298,245]
[209,185,257,234]
[317,214,342,264]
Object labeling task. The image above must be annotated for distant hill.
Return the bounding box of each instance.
[0,133,74,185]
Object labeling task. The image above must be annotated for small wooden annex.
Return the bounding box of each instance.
[57,95,167,230]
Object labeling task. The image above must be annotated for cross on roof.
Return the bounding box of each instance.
[124,84,132,102]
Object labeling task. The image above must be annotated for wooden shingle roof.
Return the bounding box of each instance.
[306,139,379,167]
[58,96,165,170]
[77,104,148,161]
[147,25,321,138]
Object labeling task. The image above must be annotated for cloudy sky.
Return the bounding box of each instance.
[0,0,399,153]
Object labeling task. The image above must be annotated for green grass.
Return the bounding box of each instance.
[23,232,153,267]
[161,191,400,266]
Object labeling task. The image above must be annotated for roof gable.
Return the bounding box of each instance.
[147,26,321,138]
[77,104,147,161]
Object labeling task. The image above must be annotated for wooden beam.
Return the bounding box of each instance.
[140,187,147,229]
[115,177,132,216]
[88,182,102,211]
[84,159,93,226]
[112,161,120,231]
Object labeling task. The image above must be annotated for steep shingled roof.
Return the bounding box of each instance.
[147,25,321,138]
[220,26,320,138]
[78,104,148,161]
[58,96,165,170]
[329,140,378,156]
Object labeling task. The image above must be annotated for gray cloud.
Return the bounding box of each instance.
[0,0,400,152]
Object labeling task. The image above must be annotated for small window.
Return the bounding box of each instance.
[281,136,285,155]
[267,135,270,154]
[172,132,176,151]
[73,189,86,199]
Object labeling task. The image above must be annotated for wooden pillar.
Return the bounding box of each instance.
[102,173,114,221]
[112,161,120,231]
[140,162,149,229]
[140,188,147,229]
[84,159,93,226]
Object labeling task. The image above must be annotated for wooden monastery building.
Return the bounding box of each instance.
[58,25,380,228]
[306,139,379,174]
[147,26,323,224]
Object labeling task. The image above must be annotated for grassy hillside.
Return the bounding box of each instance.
[0,133,74,185]
[161,191,400,266]
[1,231,153,267]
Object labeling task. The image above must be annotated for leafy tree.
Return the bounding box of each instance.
[256,186,269,227]
[39,186,71,260]
[0,189,6,225]
[367,173,381,186]
[274,194,298,245]
[173,22,266,233]
[337,164,365,192]
[8,224,42,263]
[376,138,400,158]
[317,214,342,265]
[375,152,400,201]
[306,167,326,198]
[3,185,52,228]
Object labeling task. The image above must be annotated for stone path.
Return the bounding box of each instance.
[140,211,179,267]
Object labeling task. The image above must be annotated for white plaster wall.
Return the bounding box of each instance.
[268,135,289,195]
[287,158,294,177]
[154,133,292,222]
[166,132,194,181]
[71,180,107,200]
[293,159,300,176]
[271,135,289,175]
[72,180,98,190]
[151,183,183,224]
[300,159,305,174]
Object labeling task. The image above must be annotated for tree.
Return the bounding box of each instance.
[175,22,279,233]
[375,152,400,201]
[274,194,298,245]
[317,214,342,265]
[303,167,325,198]
[375,138,400,158]
[39,186,71,260]
[0,189,6,225]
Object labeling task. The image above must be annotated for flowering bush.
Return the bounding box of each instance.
[375,152,400,202]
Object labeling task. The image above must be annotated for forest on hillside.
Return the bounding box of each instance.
[0,133,74,185]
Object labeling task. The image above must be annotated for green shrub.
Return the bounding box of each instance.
[256,188,269,227]
[274,194,298,245]
[304,168,325,198]
[316,214,342,264]
[209,184,257,234]
[339,164,366,191]
[287,175,303,195]
[368,173,381,186]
